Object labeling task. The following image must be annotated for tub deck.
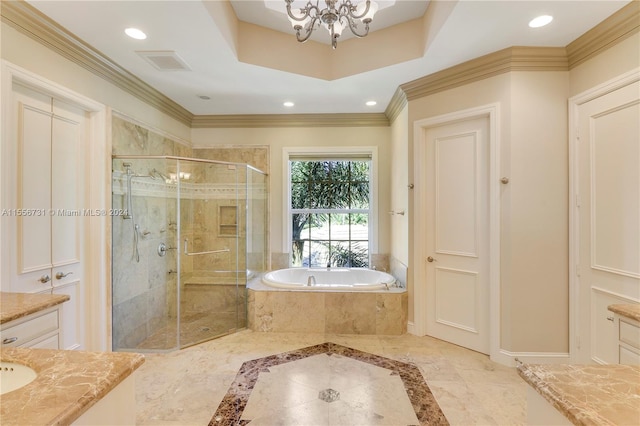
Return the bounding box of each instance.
[247,277,407,335]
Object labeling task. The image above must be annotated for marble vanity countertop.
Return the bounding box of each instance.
[518,363,640,426]
[0,347,144,425]
[608,303,640,322]
[0,291,70,324]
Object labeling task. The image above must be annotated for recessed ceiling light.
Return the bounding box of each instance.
[365,101,377,106]
[198,95,211,100]
[283,101,295,107]
[125,28,147,40]
[528,15,553,28]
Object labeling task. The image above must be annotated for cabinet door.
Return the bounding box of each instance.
[576,80,640,363]
[12,83,54,293]
[51,99,85,350]
[7,85,86,351]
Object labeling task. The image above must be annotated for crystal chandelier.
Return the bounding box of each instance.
[285,0,379,49]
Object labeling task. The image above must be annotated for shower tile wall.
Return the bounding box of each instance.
[193,145,270,277]
[112,116,192,349]
[191,146,270,329]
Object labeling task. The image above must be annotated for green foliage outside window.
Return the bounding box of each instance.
[290,160,370,267]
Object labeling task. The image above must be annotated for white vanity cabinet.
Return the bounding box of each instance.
[607,304,640,365]
[0,305,63,349]
[618,318,640,364]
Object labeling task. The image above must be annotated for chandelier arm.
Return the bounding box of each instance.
[295,16,319,43]
[285,0,318,22]
[346,17,370,38]
[336,1,353,17]
[346,0,370,20]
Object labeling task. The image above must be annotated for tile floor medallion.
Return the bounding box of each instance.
[210,342,449,426]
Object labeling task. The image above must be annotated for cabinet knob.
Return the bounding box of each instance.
[39,275,51,283]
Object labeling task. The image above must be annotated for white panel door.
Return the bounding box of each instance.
[13,84,54,293]
[424,117,490,354]
[576,80,640,363]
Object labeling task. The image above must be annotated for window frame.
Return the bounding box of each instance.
[283,146,378,268]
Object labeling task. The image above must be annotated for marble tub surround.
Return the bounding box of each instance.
[0,347,144,425]
[211,342,448,425]
[0,292,69,323]
[247,287,408,335]
[608,303,640,322]
[517,363,640,425]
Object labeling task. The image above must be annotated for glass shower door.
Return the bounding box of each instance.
[178,159,241,348]
[111,157,178,352]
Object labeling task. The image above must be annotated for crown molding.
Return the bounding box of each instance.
[385,87,408,124]
[1,0,194,127]
[400,46,568,101]
[567,0,640,69]
[3,0,637,129]
[191,113,389,128]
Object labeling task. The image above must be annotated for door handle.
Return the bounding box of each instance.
[427,256,436,263]
[55,271,74,279]
[39,274,51,283]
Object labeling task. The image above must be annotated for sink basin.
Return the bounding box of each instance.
[0,362,37,394]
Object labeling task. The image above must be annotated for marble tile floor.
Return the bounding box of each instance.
[135,330,527,425]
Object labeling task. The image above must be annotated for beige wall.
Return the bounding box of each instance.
[1,22,191,141]
[407,72,512,332]
[191,127,392,258]
[404,31,639,353]
[389,104,410,313]
[506,71,570,352]
[390,105,409,265]
[406,71,571,353]
[569,32,640,97]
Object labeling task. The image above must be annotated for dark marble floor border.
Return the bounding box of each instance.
[209,342,449,426]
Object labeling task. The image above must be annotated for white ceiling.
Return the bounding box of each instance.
[27,0,631,116]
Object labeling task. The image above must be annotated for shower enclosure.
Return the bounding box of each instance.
[111,155,267,351]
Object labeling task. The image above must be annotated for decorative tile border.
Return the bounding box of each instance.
[209,342,448,426]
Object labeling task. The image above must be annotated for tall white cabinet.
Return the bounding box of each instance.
[3,82,86,350]
[570,72,640,364]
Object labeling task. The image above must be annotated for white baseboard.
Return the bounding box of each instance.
[406,321,417,335]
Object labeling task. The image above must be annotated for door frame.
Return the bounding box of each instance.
[413,103,502,362]
[1,60,109,351]
[568,67,640,363]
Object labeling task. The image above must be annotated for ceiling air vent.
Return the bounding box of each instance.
[136,51,192,71]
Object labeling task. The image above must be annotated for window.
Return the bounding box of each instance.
[288,154,372,268]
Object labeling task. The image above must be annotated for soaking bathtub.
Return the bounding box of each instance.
[261,267,397,291]
[247,268,407,335]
